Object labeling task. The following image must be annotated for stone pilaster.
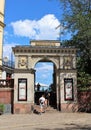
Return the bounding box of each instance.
[0,0,5,78]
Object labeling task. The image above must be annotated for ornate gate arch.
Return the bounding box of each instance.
[13,40,77,114]
[31,56,59,69]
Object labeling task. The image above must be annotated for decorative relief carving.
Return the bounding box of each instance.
[63,56,73,69]
[18,56,28,69]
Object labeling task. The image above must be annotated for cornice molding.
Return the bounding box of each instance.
[12,46,77,54]
[14,68,36,74]
[0,12,4,16]
[56,69,77,73]
[0,88,14,91]
[0,21,5,28]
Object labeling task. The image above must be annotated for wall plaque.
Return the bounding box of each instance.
[64,78,73,101]
[18,79,27,101]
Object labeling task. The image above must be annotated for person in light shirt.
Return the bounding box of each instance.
[39,95,46,114]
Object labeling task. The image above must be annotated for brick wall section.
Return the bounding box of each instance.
[0,88,14,104]
[78,91,91,112]
[14,103,33,114]
[61,103,78,112]
[60,91,91,113]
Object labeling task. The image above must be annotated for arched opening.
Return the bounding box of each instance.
[34,60,57,109]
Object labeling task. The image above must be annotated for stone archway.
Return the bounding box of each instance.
[12,40,77,114]
[33,58,58,109]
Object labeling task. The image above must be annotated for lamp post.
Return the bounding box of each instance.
[0,57,8,79]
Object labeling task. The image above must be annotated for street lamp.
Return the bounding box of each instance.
[3,57,8,66]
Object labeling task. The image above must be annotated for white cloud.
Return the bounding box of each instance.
[11,14,61,40]
[35,62,53,72]
[35,62,53,85]
[3,41,19,60]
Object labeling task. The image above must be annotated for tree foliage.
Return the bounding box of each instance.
[60,0,91,87]
[60,0,91,48]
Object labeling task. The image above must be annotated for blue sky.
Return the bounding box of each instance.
[3,0,69,86]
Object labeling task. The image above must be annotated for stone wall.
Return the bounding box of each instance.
[0,88,13,104]
[0,88,14,113]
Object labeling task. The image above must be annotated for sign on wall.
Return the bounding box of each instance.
[64,78,73,101]
[18,79,27,101]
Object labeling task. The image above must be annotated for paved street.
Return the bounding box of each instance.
[0,111,91,130]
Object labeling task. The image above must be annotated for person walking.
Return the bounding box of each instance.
[46,92,50,107]
[45,90,50,107]
[39,95,46,114]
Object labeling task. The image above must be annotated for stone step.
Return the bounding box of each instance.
[33,105,57,113]
[46,107,58,113]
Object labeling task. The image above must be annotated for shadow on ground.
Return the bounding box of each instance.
[35,123,91,130]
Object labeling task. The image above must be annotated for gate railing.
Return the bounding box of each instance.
[0,79,14,88]
[2,60,15,69]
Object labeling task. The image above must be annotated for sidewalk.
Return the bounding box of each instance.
[0,112,91,130]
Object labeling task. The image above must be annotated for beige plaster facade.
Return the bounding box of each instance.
[0,0,5,78]
[12,40,78,114]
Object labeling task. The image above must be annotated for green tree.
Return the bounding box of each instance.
[60,0,91,53]
[59,0,91,87]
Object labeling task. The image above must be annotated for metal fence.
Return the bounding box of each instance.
[2,60,15,68]
[0,79,14,88]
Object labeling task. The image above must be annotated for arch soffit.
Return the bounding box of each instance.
[31,57,59,69]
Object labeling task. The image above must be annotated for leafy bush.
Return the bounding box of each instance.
[77,72,90,88]
[0,104,4,113]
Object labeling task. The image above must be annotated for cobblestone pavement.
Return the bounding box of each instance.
[0,111,91,130]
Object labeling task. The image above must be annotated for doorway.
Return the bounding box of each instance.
[34,61,57,109]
